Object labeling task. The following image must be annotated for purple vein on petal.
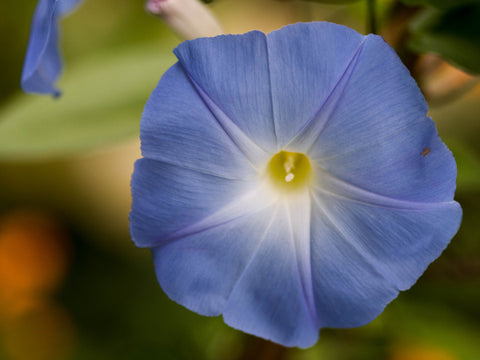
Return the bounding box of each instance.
[310,121,425,163]
[286,37,367,152]
[283,195,318,326]
[313,167,457,211]
[310,191,398,289]
[159,184,277,245]
[264,36,279,151]
[142,158,255,181]
[181,67,270,169]
[224,204,280,306]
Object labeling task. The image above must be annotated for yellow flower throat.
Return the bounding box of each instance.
[267,151,312,192]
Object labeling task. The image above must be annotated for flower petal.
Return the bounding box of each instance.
[266,22,365,148]
[141,63,262,177]
[57,0,80,15]
[129,158,258,248]
[309,185,461,327]
[223,200,318,348]
[146,186,318,347]
[292,34,456,202]
[313,170,462,291]
[173,31,277,153]
[151,203,277,317]
[315,117,457,202]
[21,0,81,95]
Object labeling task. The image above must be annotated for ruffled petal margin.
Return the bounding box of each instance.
[309,174,461,327]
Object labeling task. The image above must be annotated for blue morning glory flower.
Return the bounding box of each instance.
[129,22,462,348]
[21,0,81,96]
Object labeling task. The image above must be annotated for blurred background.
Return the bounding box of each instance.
[0,0,479,359]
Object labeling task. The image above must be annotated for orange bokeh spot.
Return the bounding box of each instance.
[0,210,70,316]
[390,345,458,360]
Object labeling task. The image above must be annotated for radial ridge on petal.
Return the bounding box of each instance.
[130,158,260,248]
[223,203,318,348]
[304,34,456,202]
[309,195,401,328]
[283,193,317,326]
[152,203,280,317]
[313,117,457,202]
[314,166,459,210]
[174,31,278,153]
[141,63,259,179]
[183,73,271,167]
[286,38,366,153]
[265,22,366,148]
[160,182,278,244]
[310,188,461,293]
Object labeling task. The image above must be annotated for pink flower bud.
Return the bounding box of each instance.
[146,0,223,40]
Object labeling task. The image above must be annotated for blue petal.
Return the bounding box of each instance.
[223,198,318,348]
[152,194,318,348]
[173,31,277,153]
[316,116,457,202]
[129,158,258,248]
[141,63,265,177]
[57,0,80,15]
[289,34,456,202]
[266,22,365,148]
[151,204,276,316]
[309,187,461,327]
[21,0,80,95]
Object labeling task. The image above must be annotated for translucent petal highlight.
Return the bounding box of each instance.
[129,158,258,248]
[223,201,318,348]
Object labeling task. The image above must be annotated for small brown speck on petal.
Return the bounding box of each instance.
[421,148,431,157]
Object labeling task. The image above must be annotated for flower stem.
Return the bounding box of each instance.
[367,0,377,34]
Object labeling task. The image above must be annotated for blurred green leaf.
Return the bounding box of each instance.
[387,300,480,360]
[400,0,480,9]
[408,5,480,74]
[0,41,176,162]
[449,141,480,192]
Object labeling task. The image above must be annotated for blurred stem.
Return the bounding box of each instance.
[367,0,377,34]
[238,337,289,360]
[382,2,422,75]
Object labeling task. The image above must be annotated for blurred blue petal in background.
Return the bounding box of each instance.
[21,0,82,96]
